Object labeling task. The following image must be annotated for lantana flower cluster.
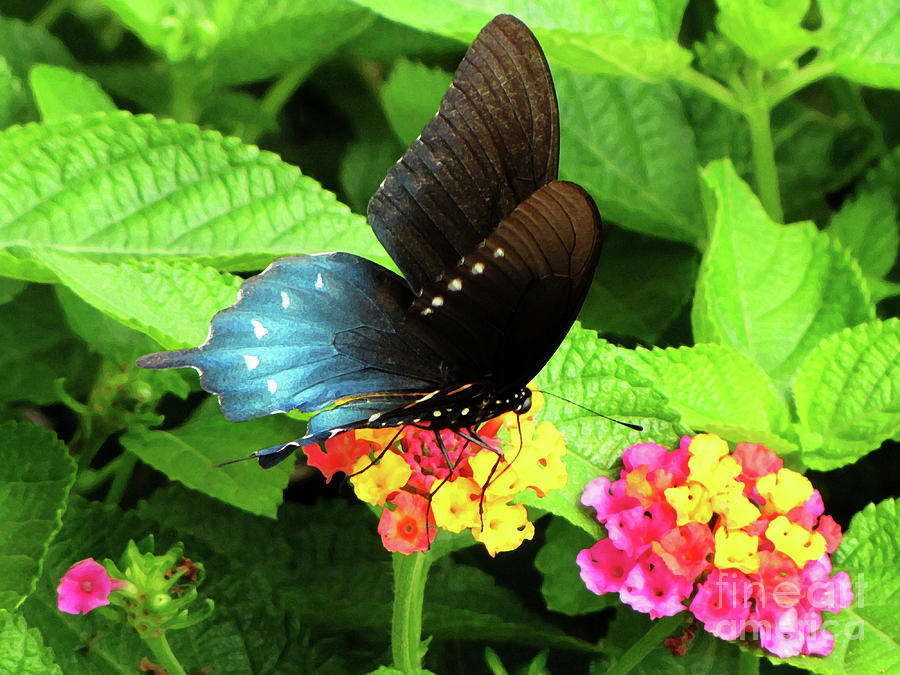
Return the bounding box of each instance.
[577,434,853,658]
[302,392,568,555]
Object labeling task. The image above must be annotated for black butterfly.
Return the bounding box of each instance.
[138,14,602,468]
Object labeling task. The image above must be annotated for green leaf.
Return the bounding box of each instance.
[119,398,298,518]
[818,0,900,88]
[556,69,705,244]
[793,319,900,471]
[34,250,241,349]
[535,517,614,615]
[621,343,793,446]
[0,16,73,81]
[381,59,452,146]
[55,286,191,399]
[0,58,29,128]
[0,112,386,281]
[0,277,25,305]
[97,0,372,85]
[338,137,401,215]
[580,230,698,343]
[28,65,117,121]
[825,499,900,674]
[716,0,818,68]
[0,284,97,406]
[531,325,684,534]
[826,187,898,281]
[0,610,61,674]
[350,0,692,80]
[0,422,75,611]
[692,160,874,389]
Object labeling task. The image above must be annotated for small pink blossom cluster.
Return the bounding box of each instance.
[577,434,854,658]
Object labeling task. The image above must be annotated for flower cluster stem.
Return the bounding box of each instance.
[391,550,433,673]
[606,614,683,675]
[142,631,186,675]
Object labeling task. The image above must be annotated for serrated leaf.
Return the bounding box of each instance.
[692,160,874,389]
[0,284,97,406]
[580,230,698,343]
[0,610,61,674]
[818,0,900,88]
[120,398,298,518]
[535,517,614,615]
[0,422,75,611]
[822,499,900,674]
[826,187,898,280]
[0,112,387,281]
[532,325,684,533]
[793,319,900,471]
[28,65,116,121]
[381,59,452,146]
[556,69,705,244]
[97,0,371,85]
[34,249,241,349]
[55,286,191,399]
[716,0,818,68]
[621,343,792,443]
[351,0,692,80]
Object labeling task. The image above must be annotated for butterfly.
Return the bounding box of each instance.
[137,14,602,468]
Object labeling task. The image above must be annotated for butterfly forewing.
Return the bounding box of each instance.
[368,14,559,294]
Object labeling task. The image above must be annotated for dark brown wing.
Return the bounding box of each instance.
[367,14,559,293]
[404,180,602,389]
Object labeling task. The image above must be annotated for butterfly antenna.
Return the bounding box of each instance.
[536,389,643,431]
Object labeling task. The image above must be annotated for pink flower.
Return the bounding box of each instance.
[689,569,752,641]
[576,539,636,595]
[619,557,692,618]
[57,558,117,615]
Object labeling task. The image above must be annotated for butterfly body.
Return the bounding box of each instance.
[138,15,602,466]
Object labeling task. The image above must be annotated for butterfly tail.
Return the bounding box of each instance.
[136,349,200,370]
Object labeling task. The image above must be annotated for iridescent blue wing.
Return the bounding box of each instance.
[138,253,448,432]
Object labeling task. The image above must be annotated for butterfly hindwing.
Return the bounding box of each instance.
[137,253,446,423]
[368,14,559,293]
[405,180,602,389]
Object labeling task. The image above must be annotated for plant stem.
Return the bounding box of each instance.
[606,614,684,675]
[242,62,314,144]
[391,551,433,673]
[743,67,783,223]
[104,452,138,505]
[32,0,69,28]
[675,68,742,112]
[765,58,837,108]
[142,630,187,675]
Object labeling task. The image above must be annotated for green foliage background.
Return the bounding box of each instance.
[0,0,897,673]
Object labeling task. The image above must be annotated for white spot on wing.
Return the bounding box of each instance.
[368,412,381,422]
[251,319,268,339]
[281,291,290,308]
[315,273,324,289]
[267,379,278,394]
[431,296,444,307]
[472,262,485,275]
[421,307,433,316]
[494,248,505,258]
[244,355,260,371]
[448,278,462,291]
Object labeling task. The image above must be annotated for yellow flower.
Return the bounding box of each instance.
[711,482,761,530]
[349,451,411,506]
[473,501,534,556]
[766,515,826,568]
[665,482,713,526]
[714,527,759,574]
[756,469,813,514]
[430,477,481,533]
